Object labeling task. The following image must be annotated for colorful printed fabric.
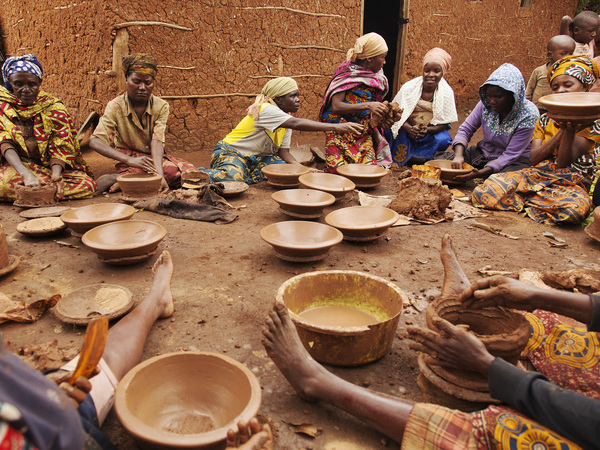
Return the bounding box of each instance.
[384,128,452,165]
[547,55,599,89]
[1,55,43,91]
[121,53,157,78]
[0,422,37,450]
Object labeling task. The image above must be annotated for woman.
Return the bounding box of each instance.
[472,56,600,224]
[200,77,361,184]
[90,54,195,192]
[319,32,392,173]
[437,63,539,181]
[385,48,457,166]
[0,55,95,202]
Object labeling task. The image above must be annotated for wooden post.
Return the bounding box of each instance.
[112,28,129,92]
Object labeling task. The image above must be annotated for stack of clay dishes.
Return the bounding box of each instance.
[261,163,310,188]
[425,160,474,184]
[260,221,343,262]
[82,220,167,265]
[336,164,389,189]
[0,224,19,278]
[539,92,600,127]
[277,270,408,366]
[116,173,162,198]
[115,352,261,449]
[13,184,57,208]
[298,172,355,201]
[585,207,600,243]
[325,206,399,241]
[271,188,335,219]
[60,203,135,237]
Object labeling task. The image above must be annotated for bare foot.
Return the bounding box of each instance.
[151,250,174,318]
[95,174,119,195]
[262,303,330,402]
[440,234,470,297]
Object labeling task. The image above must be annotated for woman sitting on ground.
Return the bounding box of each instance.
[200,77,361,184]
[0,55,96,202]
[319,32,392,173]
[90,54,195,192]
[385,48,457,166]
[436,63,539,182]
[473,56,600,224]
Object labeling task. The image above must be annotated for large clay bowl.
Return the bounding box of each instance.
[271,189,335,219]
[298,173,355,201]
[277,270,408,366]
[260,221,343,262]
[117,173,162,198]
[60,203,136,235]
[336,164,389,188]
[324,206,399,242]
[82,220,167,261]
[261,164,310,187]
[539,92,600,126]
[425,160,474,185]
[114,352,261,450]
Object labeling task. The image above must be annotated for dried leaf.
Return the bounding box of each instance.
[543,231,566,243]
[288,422,318,437]
[548,241,568,248]
[54,240,79,248]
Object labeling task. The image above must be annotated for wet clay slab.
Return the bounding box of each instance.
[261,163,311,187]
[336,164,389,188]
[117,173,162,198]
[270,188,335,219]
[425,160,474,184]
[14,184,57,208]
[298,172,355,201]
[324,206,399,241]
[60,203,135,235]
[539,92,600,125]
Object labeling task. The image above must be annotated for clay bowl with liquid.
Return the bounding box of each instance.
[260,221,343,262]
[271,189,336,219]
[60,203,136,235]
[539,92,600,126]
[336,164,389,189]
[261,164,310,187]
[324,206,399,242]
[117,173,163,198]
[277,270,408,366]
[114,352,261,450]
[298,172,355,201]
[425,160,474,184]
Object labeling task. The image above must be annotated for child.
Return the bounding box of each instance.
[525,35,576,112]
[560,10,600,58]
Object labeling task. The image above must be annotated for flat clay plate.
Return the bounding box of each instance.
[54,283,134,325]
[16,217,67,237]
[19,206,71,219]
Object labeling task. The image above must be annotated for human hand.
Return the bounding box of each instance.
[367,102,389,117]
[458,276,543,311]
[451,156,464,169]
[453,168,476,182]
[22,171,40,187]
[415,124,428,140]
[45,369,97,408]
[336,122,364,136]
[226,419,273,449]
[127,155,156,173]
[52,177,65,200]
[159,177,169,192]
[406,124,422,140]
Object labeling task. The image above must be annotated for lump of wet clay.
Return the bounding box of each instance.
[387,177,452,221]
[14,184,57,207]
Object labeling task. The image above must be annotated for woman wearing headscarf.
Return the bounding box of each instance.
[436,63,539,182]
[90,53,195,192]
[200,77,361,184]
[385,48,458,166]
[472,56,600,224]
[0,55,95,202]
[319,32,392,173]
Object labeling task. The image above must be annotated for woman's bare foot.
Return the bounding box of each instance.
[440,234,470,297]
[95,174,119,194]
[151,251,174,318]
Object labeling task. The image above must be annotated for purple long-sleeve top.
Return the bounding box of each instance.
[452,101,535,173]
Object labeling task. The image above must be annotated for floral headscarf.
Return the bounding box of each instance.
[547,55,599,89]
[1,55,43,91]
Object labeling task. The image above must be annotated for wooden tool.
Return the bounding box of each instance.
[68,317,109,385]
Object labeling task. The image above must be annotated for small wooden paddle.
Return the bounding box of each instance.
[68,317,109,385]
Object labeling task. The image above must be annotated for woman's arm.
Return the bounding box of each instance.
[89,137,155,172]
[150,140,168,190]
[555,128,595,168]
[281,117,363,135]
[530,133,562,166]
[2,147,39,186]
[330,91,388,117]
[427,124,448,134]
[277,147,300,164]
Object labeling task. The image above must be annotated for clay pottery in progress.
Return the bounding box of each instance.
[16,217,67,237]
[261,163,310,187]
[60,203,136,236]
[14,184,57,208]
[277,270,407,366]
[117,173,162,198]
[424,160,474,184]
[260,221,343,262]
[298,172,355,201]
[270,189,335,219]
[114,352,261,450]
[336,164,389,188]
[585,207,600,243]
[411,164,441,180]
[324,206,399,242]
[539,92,600,127]
[82,220,167,264]
[19,205,71,219]
[219,181,249,197]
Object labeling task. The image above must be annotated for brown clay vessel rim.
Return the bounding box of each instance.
[0,255,20,277]
[324,206,399,230]
[260,221,343,249]
[298,173,356,192]
[271,189,336,207]
[114,351,261,445]
[81,220,167,251]
[539,92,600,108]
[584,224,600,242]
[116,173,163,181]
[60,203,135,224]
[336,164,389,178]
[425,160,474,174]
[261,164,311,176]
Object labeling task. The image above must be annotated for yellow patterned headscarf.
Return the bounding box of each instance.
[247,77,298,119]
[346,33,388,62]
[122,53,157,78]
[547,55,599,89]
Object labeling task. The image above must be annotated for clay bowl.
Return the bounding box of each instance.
[261,164,310,187]
[114,352,261,450]
[539,92,600,126]
[336,164,389,189]
[298,173,355,201]
[585,207,600,243]
[271,189,335,219]
[425,160,474,184]
[220,181,249,197]
[324,206,399,242]
[277,270,408,366]
[117,173,162,198]
[60,203,136,235]
[82,220,167,262]
[260,221,343,262]
[16,217,67,237]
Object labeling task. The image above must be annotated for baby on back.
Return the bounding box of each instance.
[560,10,600,58]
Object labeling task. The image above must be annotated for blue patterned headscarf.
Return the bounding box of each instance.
[2,54,43,91]
[478,63,539,136]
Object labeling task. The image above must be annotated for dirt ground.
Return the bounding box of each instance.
[1,137,600,449]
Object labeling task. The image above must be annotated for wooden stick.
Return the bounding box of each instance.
[160,93,257,100]
[271,43,344,53]
[85,99,103,104]
[113,21,192,31]
[465,37,482,41]
[157,65,196,70]
[248,74,328,79]
[432,13,451,16]
[240,6,344,18]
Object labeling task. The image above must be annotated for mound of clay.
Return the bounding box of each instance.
[160,189,201,203]
[14,184,57,207]
[370,101,403,128]
[388,177,452,221]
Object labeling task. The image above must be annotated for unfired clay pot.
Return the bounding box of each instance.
[424,160,474,184]
[117,173,162,198]
[261,163,310,187]
[336,164,389,189]
[539,92,600,126]
[270,188,335,219]
[298,173,355,201]
[324,206,399,241]
[0,224,19,278]
[14,184,57,207]
[114,352,261,450]
[585,207,600,243]
[60,203,135,235]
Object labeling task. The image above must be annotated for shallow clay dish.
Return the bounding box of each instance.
[425,160,474,184]
[16,217,67,237]
[260,221,343,262]
[117,173,162,198]
[271,189,335,219]
[14,184,57,208]
[220,181,249,197]
[277,270,407,366]
[539,92,600,126]
[19,205,71,219]
[114,352,261,450]
[261,164,311,187]
[336,164,389,188]
[298,173,355,201]
[54,283,134,325]
[324,206,399,241]
[60,203,136,236]
[82,220,167,262]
